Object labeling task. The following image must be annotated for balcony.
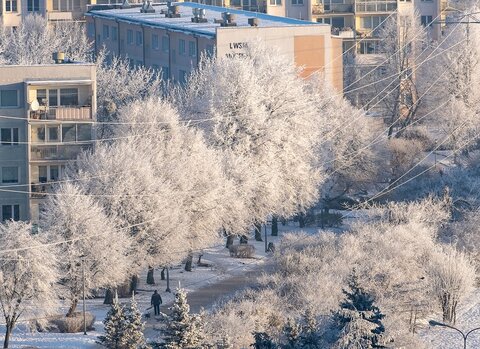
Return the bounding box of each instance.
[31,183,53,198]
[313,3,353,14]
[332,27,355,38]
[30,106,93,121]
[355,1,397,13]
[30,144,92,161]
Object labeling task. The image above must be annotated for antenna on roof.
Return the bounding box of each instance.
[140,0,155,13]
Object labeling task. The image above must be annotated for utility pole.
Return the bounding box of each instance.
[264,223,268,253]
[165,267,171,293]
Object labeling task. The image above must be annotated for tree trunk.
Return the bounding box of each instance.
[104,289,114,304]
[147,267,155,285]
[66,298,78,317]
[197,254,203,265]
[160,268,166,281]
[185,254,193,272]
[298,214,306,228]
[3,323,12,349]
[254,222,263,241]
[226,235,235,248]
[271,216,278,236]
[130,275,139,294]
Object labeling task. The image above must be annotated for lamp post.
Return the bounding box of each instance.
[165,267,171,293]
[429,320,480,349]
[80,255,87,335]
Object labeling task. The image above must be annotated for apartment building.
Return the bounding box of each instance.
[86,1,344,90]
[0,62,96,222]
[1,0,96,27]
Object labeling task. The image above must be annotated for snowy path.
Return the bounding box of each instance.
[420,290,480,348]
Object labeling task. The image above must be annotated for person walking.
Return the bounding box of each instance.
[151,290,163,316]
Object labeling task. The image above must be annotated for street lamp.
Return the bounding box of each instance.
[429,320,480,349]
[79,254,87,335]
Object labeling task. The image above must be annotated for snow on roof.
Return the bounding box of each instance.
[87,2,324,38]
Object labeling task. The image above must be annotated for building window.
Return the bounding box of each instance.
[179,39,186,56]
[358,41,380,54]
[0,90,18,107]
[127,29,134,45]
[0,128,19,146]
[292,0,303,5]
[5,0,17,12]
[162,36,169,53]
[162,66,169,80]
[152,34,159,50]
[269,0,281,5]
[60,88,78,106]
[47,126,60,142]
[179,70,187,84]
[2,205,20,221]
[103,24,110,40]
[206,44,215,57]
[135,31,143,46]
[2,167,19,184]
[188,41,196,57]
[27,0,40,11]
[111,26,118,41]
[421,15,433,27]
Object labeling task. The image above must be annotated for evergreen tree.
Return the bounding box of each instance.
[332,270,385,348]
[283,318,301,349]
[123,293,150,349]
[98,293,128,349]
[160,288,206,349]
[215,334,233,349]
[298,310,322,349]
[251,332,277,349]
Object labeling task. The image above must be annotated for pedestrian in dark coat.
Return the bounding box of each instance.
[151,290,162,316]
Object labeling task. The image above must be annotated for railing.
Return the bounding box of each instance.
[355,1,397,12]
[30,144,92,161]
[30,106,93,121]
[332,27,355,38]
[313,3,353,14]
[31,183,54,198]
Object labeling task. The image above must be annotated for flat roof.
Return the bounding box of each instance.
[87,2,325,38]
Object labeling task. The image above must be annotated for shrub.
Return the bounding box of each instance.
[49,312,96,333]
[229,244,255,258]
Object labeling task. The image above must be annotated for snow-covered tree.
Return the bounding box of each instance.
[0,220,59,348]
[98,293,128,349]
[159,288,206,349]
[40,182,131,316]
[0,14,90,64]
[123,294,149,349]
[332,270,385,349]
[178,44,326,238]
[428,246,476,324]
[251,331,278,349]
[95,52,163,138]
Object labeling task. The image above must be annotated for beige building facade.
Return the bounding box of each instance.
[86,1,344,90]
[0,63,96,222]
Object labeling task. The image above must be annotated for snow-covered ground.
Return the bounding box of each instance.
[0,222,314,348]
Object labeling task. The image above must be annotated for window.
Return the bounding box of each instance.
[31,125,45,142]
[358,41,380,54]
[162,67,169,80]
[38,166,48,182]
[360,16,383,29]
[269,0,281,5]
[52,0,59,10]
[47,126,60,142]
[2,167,19,184]
[127,29,134,45]
[188,41,196,57]
[316,17,331,24]
[27,0,40,11]
[1,128,19,146]
[5,0,17,12]
[292,0,303,5]
[162,36,169,53]
[0,90,18,107]
[206,44,215,57]
[179,70,187,84]
[77,124,92,141]
[152,34,159,50]
[50,166,59,181]
[135,31,143,46]
[60,88,78,106]
[62,124,76,142]
[49,89,58,107]
[179,39,186,56]
[111,26,118,41]
[421,15,433,27]
[103,24,110,39]
[2,205,20,221]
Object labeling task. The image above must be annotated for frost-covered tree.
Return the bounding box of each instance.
[428,246,476,324]
[123,294,149,349]
[332,270,385,349]
[95,52,163,138]
[41,182,131,316]
[283,318,301,349]
[178,44,326,238]
[297,310,322,349]
[251,331,277,349]
[159,288,206,349]
[98,293,127,349]
[0,14,90,64]
[0,221,59,348]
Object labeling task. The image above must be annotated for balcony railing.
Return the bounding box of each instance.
[355,1,397,12]
[31,183,54,198]
[312,3,353,14]
[30,144,92,161]
[332,27,355,38]
[30,106,93,121]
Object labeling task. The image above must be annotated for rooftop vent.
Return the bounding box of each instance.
[140,0,155,13]
[191,8,207,23]
[52,52,65,64]
[121,0,131,9]
[166,1,180,18]
[220,12,237,27]
[248,17,259,26]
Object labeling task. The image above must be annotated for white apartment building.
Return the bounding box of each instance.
[0,62,96,222]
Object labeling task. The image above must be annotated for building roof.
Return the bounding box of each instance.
[87,2,324,38]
